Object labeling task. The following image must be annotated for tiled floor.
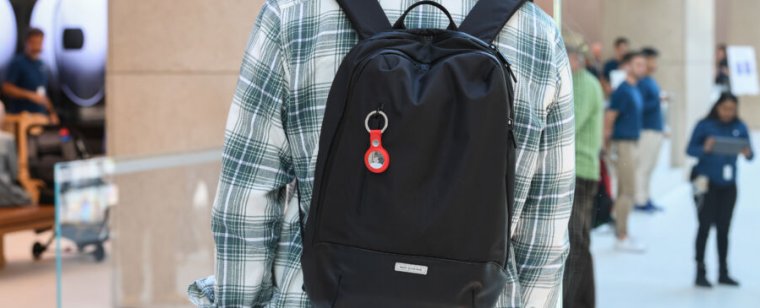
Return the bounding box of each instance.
[0,134,758,308]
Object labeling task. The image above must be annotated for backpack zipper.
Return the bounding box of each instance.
[488,44,518,83]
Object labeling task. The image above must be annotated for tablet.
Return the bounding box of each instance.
[712,136,749,155]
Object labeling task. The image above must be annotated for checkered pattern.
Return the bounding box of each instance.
[188,1,574,307]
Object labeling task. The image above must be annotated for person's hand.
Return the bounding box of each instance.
[26,92,48,105]
[704,137,716,153]
[602,134,612,155]
[660,92,671,103]
[741,146,752,158]
[49,113,60,125]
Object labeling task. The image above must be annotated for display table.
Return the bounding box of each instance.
[0,205,54,269]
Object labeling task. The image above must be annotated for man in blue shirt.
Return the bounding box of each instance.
[635,48,666,213]
[602,37,629,96]
[2,28,59,123]
[604,51,646,253]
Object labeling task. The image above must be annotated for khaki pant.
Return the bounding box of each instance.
[610,140,638,238]
[635,130,664,205]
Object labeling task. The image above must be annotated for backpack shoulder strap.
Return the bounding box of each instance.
[336,0,392,40]
[459,0,529,43]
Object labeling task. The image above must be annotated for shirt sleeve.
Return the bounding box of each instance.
[4,57,21,84]
[641,80,660,113]
[589,77,605,154]
[739,122,754,161]
[608,87,624,112]
[603,61,615,81]
[515,31,575,308]
[686,121,707,158]
[574,74,603,145]
[188,1,295,306]
[572,77,591,138]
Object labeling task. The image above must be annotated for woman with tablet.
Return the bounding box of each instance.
[687,93,754,288]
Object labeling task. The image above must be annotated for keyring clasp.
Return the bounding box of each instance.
[364,110,388,133]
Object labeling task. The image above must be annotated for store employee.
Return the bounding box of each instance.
[2,28,59,123]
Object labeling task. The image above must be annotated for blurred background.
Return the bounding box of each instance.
[0,0,757,307]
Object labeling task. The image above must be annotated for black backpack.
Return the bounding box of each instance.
[302,1,525,307]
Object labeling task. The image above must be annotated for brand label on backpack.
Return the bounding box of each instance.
[394,262,428,275]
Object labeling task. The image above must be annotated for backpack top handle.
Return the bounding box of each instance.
[392,1,458,31]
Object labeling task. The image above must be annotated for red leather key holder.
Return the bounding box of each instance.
[364,110,390,173]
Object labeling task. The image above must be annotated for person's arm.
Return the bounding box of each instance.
[2,82,31,100]
[600,78,612,98]
[573,77,592,138]
[603,110,618,149]
[603,87,625,149]
[514,32,575,308]
[686,121,708,158]
[739,123,754,160]
[590,78,605,153]
[2,61,49,107]
[188,1,294,306]
[601,61,615,97]
[2,82,52,109]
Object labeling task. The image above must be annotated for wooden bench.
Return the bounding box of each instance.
[0,205,54,270]
[1,112,52,204]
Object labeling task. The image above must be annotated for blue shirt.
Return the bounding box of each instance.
[609,81,643,140]
[687,118,754,185]
[603,59,619,81]
[638,76,664,131]
[3,54,49,114]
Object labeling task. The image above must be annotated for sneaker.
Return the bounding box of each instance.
[718,275,740,287]
[615,237,646,253]
[634,200,664,213]
[695,277,713,288]
[649,200,665,211]
[593,223,615,235]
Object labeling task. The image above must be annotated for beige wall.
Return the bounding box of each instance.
[566,0,760,159]
[107,0,264,306]
[725,0,760,129]
[716,0,730,44]
[107,0,264,157]
[534,0,554,16]
[564,0,715,166]
[563,0,603,44]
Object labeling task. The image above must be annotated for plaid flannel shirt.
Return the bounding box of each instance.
[189,0,574,307]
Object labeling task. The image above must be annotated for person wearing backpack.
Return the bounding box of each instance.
[686,93,753,288]
[188,1,574,307]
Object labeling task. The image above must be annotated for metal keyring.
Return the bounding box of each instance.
[365,110,389,133]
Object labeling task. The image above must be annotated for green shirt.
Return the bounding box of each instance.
[573,70,604,181]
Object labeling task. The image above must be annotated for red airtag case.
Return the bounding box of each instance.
[365,129,390,173]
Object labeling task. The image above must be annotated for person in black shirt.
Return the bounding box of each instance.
[715,44,730,91]
[601,37,630,97]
